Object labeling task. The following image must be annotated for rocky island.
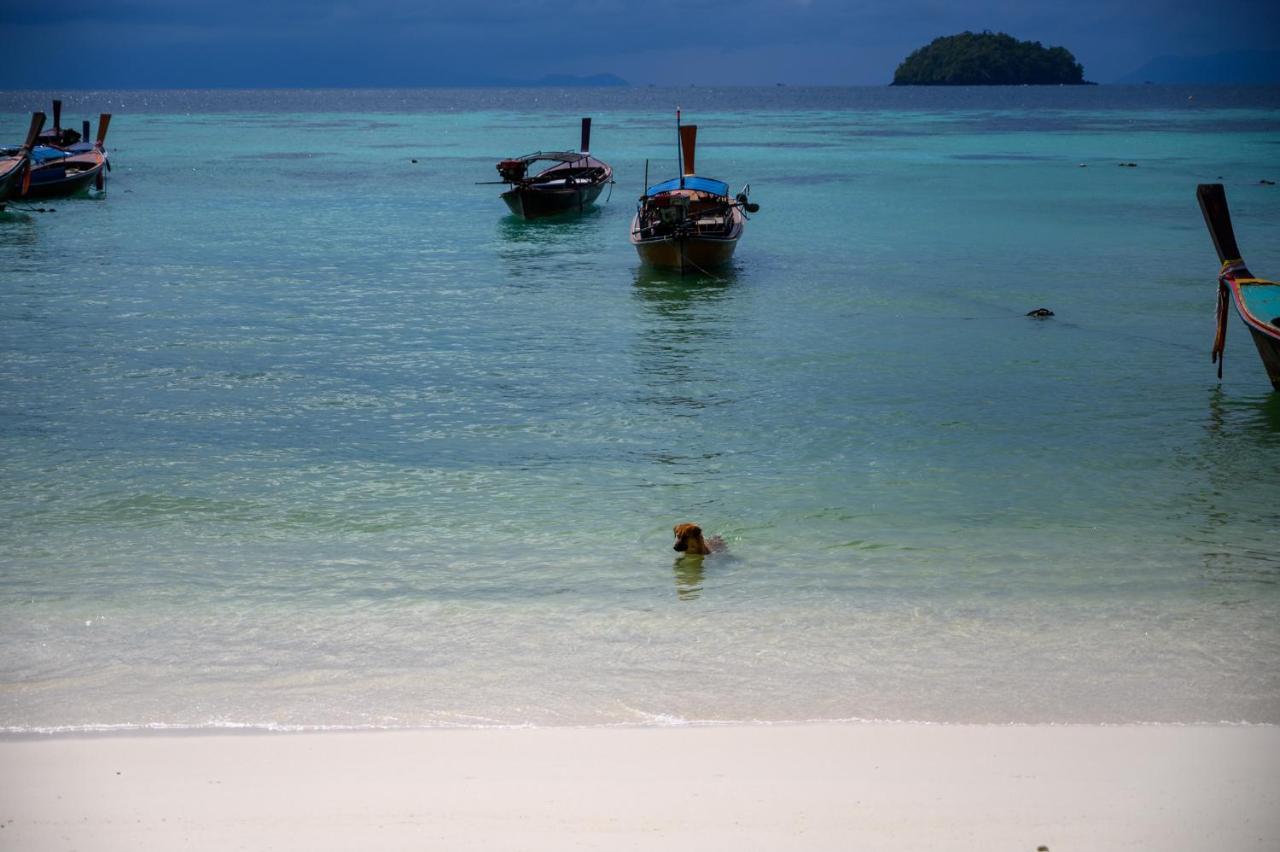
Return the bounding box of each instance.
[892,31,1088,86]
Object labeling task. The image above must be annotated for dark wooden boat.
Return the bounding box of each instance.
[0,113,46,209]
[630,111,758,273]
[1197,184,1280,391]
[20,112,112,200]
[493,118,612,219]
[36,99,86,148]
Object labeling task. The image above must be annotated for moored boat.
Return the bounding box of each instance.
[1197,183,1280,390]
[36,99,85,148]
[630,111,758,273]
[493,118,613,219]
[0,113,46,208]
[19,112,112,200]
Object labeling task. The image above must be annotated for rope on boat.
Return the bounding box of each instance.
[1215,259,1280,378]
[1213,260,1247,378]
[1213,276,1229,379]
[683,251,725,282]
[0,202,56,214]
[1221,258,1279,287]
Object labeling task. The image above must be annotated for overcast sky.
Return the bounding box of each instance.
[1,0,1277,88]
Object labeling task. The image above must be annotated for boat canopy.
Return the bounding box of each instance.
[509,150,592,165]
[30,146,70,163]
[540,155,610,172]
[644,175,729,197]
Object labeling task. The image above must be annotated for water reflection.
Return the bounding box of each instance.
[1203,386,1280,453]
[630,266,736,415]
[495,207,608,280]
[673,553,706,600]
[632,264,737,305]
[1192,387,1280,584]
[0,210,40,241]
[497,206,606,241]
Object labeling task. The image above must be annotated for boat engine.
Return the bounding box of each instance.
[659,194,690,225]
[497,159,528,182]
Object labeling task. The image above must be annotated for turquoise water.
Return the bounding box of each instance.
[2,87,1279,731]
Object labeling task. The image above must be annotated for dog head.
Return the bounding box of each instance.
[673,522,712,555]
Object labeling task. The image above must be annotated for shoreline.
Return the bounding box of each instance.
[3,715,1278,738]
[3,721,1277,850]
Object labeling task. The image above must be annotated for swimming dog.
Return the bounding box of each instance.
[672,523,725,555]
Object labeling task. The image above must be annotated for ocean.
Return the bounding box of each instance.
[1,86,1278,732]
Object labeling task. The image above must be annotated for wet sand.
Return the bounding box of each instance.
[2,722,1278,850]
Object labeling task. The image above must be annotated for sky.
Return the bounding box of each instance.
[1,0,1277,88]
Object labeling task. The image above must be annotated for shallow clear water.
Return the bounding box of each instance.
[2,86,1279,731]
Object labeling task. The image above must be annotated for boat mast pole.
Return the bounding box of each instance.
[676,107,683,190]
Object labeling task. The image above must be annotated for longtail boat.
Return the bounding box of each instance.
[36,99,85,148]
[20,112,112,200]
[630,110,759,273]
[1196,183,1280,391]
[492,118,613,219]
[0,113,46,208]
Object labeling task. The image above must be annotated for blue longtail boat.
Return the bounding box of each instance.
[630,110,759,273]
[1197,183,1280,391]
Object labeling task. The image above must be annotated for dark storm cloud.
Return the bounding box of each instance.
[1,0,1277,87]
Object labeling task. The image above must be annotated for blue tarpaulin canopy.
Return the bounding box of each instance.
[30,146,70,163]
[644,176,729,197]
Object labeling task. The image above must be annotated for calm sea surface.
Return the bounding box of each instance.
[2,86,1279,732]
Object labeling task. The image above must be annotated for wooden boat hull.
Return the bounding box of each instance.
[630,231,740,272]
[501,181,606,219]
[0,160,25,204]
[629,207,743,273]
[19,152,105,200]
[1229,277,1280,390]
[0,112,47,207]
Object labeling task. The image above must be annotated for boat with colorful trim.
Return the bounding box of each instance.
[630,111,758,273]
[1197,183,1280,390]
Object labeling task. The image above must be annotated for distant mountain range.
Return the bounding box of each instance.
[1116,50,1280,84]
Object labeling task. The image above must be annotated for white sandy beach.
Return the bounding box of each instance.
[2,722,1278,851]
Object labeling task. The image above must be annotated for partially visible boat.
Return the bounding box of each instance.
[19,113,112,200]
[630,110,758,273]
[36,99,85,148]
[1197,183,1280,390]
[493,118,613,219]
[0,112,46,209]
